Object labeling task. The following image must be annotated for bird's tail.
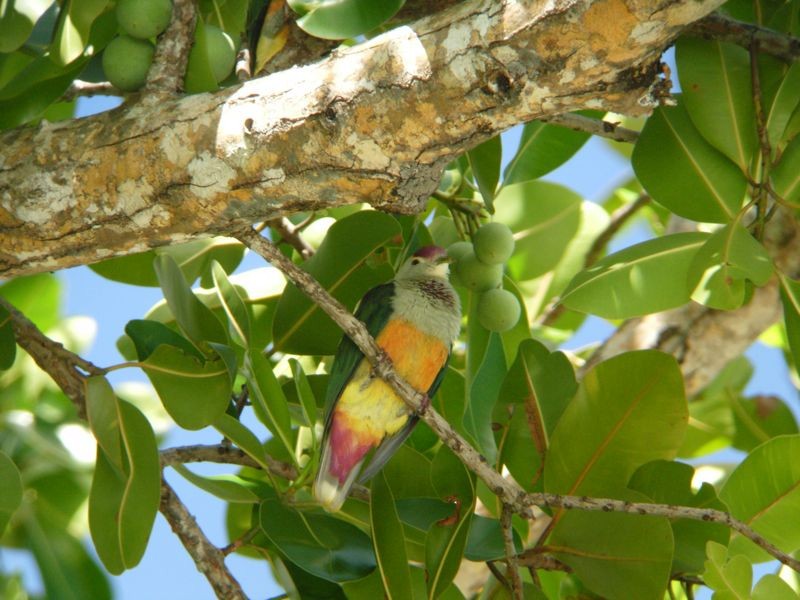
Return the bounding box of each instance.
[313,439,364,512]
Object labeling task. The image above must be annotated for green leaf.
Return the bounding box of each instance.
[51,0,109,66]
[125,319,203,362]
[141,344,231,430]
[154,254,228,348]
[632,100,747,222]
[426,446,475,600]
[780,274,800,372]
[0,304,15,369]
[89,237,245,287]
[172,464,260,503]
[764,61,800,149]
[720,434,800,561]
[492,181,583,280]
[772,135,800,204]
[561,232,709,318]
[752,574,798,600]
[289,0,405,40]
[212,260,252,347]
[703,541,752,600]
[86,376,123,469]
[259,488,376,582]
[467,135,501,211]
[544,350,687,496]
[548,494,673,600]
[184,19,220,93]
[677,38,757,170]
[503,113,598,184]
[0,452,23,537]
[273,211,400,355]
[731,394,799,452]
[493,339,576,491]
[0,0,54,53]
[688,223,774,310]
[464,515,522,561]
[213,413,272,471]
[0,273,60,331]
[628,460,729,574]
[370,472,413,600]
[463,331,505,464]
[245,349,295,460]
[89,399,159,574]
[289,358,319,433]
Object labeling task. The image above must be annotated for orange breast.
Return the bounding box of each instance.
[375,318,449,392]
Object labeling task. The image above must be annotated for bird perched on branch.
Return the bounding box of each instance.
[314,246,461,512]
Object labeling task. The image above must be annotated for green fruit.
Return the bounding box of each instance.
[204,25,236,83]
[455,250,503,292]
[446,241,473,262]
[477,288,521,332]
[473,222,515,265]
[117,0,172,40]
[102,35,155,92]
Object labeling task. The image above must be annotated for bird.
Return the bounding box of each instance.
[313,245,461,512]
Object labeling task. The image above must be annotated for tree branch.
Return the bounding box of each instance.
[501,505,523,599]
[159,477,248,599]
[268,217,315,259]
[542,113,640,143]
[1,0,724,278]
[145,0,197,93]
[524,492,800,573]
[688,12,800,63]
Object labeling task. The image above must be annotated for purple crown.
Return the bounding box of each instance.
[413,245,447,260]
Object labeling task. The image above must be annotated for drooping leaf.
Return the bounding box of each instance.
[561,232,709,318]
[85,376,123,470]
[687,223,774,310]
[731,394,799,452]
[492,181,583,280]
[677,37,757,170]
[772,134,800,205]
[245,349,295,461]
[0,452,23,537]
[141,344,231,430]
[544,350,687,497]
[628,460,729,574]
[0,0,54,52]
[259,488,376,582]
[289,0,405,39]
[125,319,203,362]
[493,339,576,491]
[0,304,16,369]
[503,113,600,184]
[548,493,673,600]
[720,434,800,562]
[172,464,261,503]
[467,135,501,211]
[212,260,252,347]
[370,472,413,600]
[51,0,109,65]
[425,446,475,600]
[632,100,746,223]
[463,331,505,464]
[153,254,227,348]
[273,211,400,355]
[763,61,800,149]
[213,413,273,472]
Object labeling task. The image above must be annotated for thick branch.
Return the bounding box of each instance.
[145,0,197,93]
[159,478,248,599]
[688,12,800,63]
[1,0,724,278]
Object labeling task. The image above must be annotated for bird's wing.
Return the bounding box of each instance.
[322,282,396,425]
[357,351,452,483]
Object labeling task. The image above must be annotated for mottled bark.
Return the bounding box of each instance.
[0,0,723,277]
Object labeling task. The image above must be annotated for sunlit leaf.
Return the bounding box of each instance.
[467,135,501,211]
[0,0,54,52]
[172,464,260,503]
[245,349,295,460]
[370,472,413,600]
[212,260,252,347]
[0,452,23,537]
[289,0,404,39]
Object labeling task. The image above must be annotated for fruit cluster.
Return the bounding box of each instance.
[102,0,236,93]
[447,223,522,332]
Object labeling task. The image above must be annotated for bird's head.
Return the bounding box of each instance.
[396,245,451,281]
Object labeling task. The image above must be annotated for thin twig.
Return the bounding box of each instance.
[486,560,511,591]
[61,80,121,101]
[542,113,640,143]
[501,506,523,599]
[0,297,103,417]
[750,39,773,240]
[235,227,534,517]
[269,217,315,259]
[688,12,800,63]
[159,477,248,599]
[145,0,197,93]
[524,492,800,573]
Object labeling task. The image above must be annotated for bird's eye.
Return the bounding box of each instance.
[411,258,420,265]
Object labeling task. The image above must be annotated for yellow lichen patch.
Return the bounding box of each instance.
[582,0,638,63]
